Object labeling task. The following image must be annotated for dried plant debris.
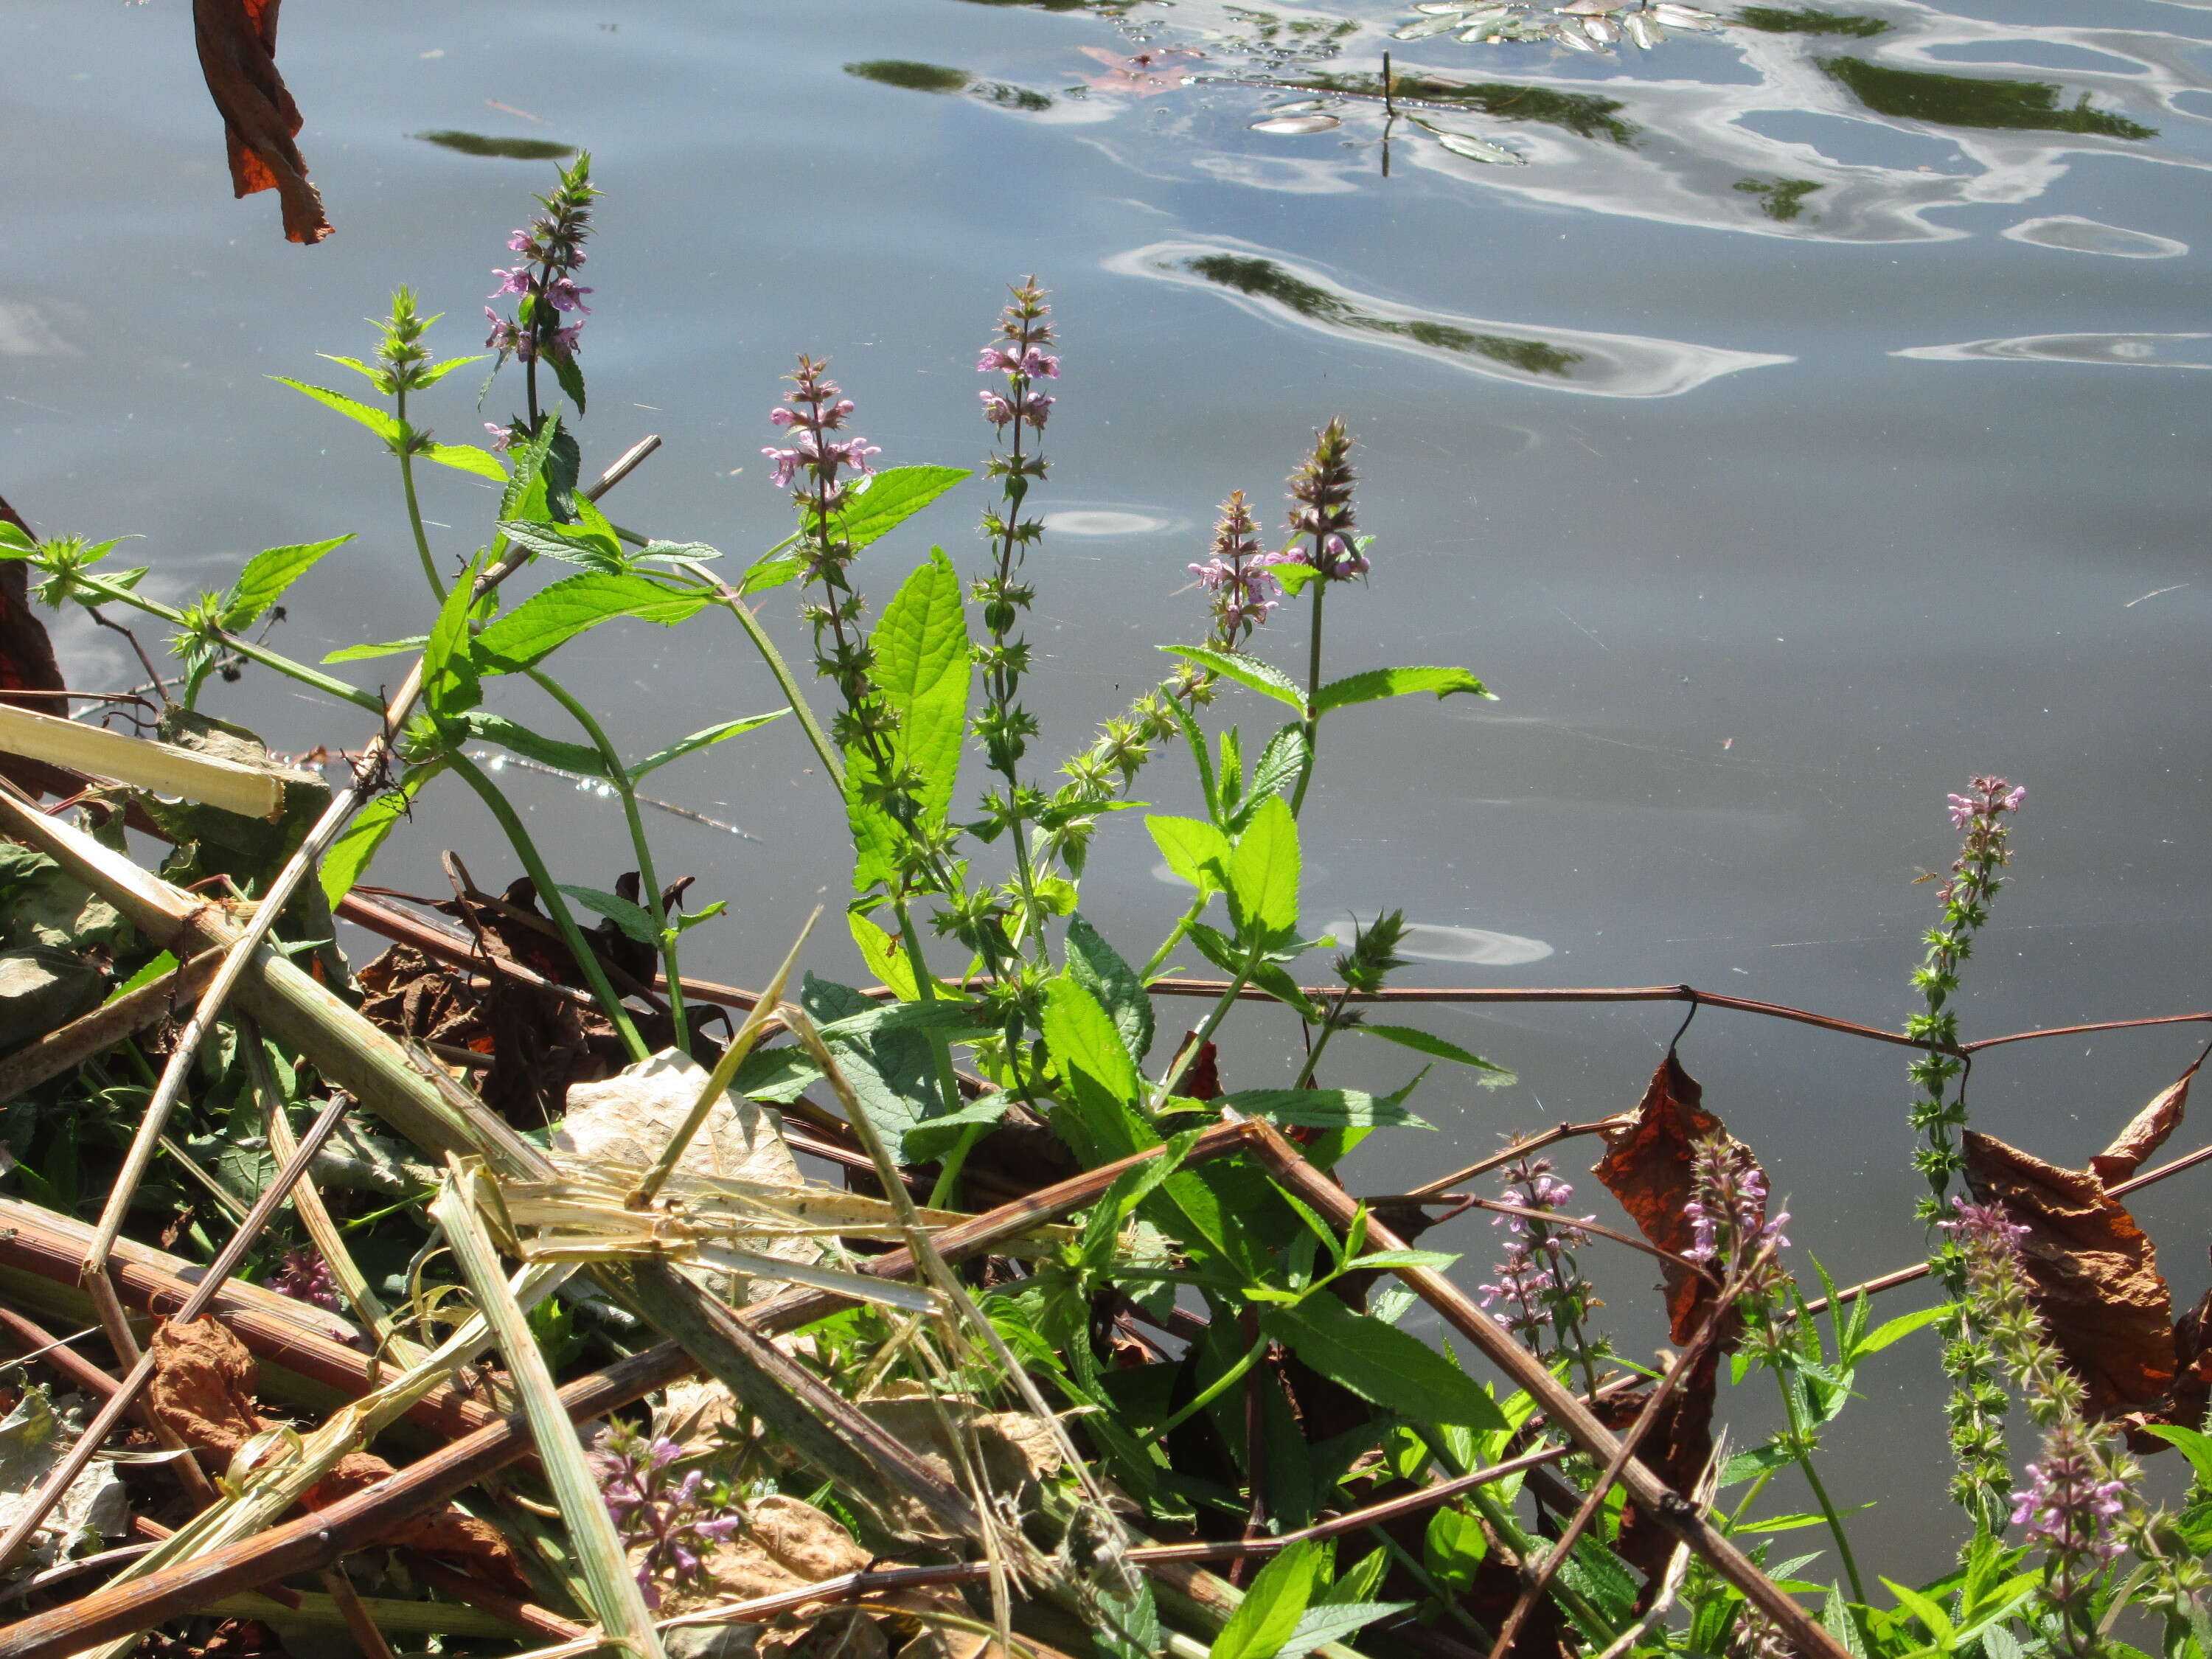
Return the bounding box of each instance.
[0,1388,128,1579]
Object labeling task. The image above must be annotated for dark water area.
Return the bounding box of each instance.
[5,0,2211,1571]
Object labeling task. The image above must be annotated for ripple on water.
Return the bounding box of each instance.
[1893,332,2212,368]
[1105,238,1792,397]
[1039,507,1175,535]
[1321,914,1557,967]
[2000,215,2188,257]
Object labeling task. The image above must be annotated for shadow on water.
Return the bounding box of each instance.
[1279,70,1640,145]
[1820,58,2159,138]
[412,131,577,161]
[844,59,1057,110]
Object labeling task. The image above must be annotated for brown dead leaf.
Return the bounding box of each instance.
[192,0,330,245]
[1592,1051,1745,1346]
[657,1493,887,1659]
[1962,1131,2175,1418]
[147,1318,524,1585]
[2091,1058,2199,1186]
[1613,1349,1719,1582]
[2164,1260,2212,1434]
[853,1388,1065,1497]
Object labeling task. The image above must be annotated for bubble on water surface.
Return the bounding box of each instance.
[1040,509,1173,535]
[1321,914,1556,966]
[1249,114,1342,134]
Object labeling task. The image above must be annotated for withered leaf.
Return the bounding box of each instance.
[1613,1348,1720,1582]
[2090,1057,2199,1186]
[1592,1051,1745,1346]
[148,1317,524,1583]
[2164,1259,2212,1436]
[192,0,331,245]
[0,493,81,802]
[1962,1130,2175,1418]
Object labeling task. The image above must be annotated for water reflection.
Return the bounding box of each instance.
[1893,333,2212,369]
[1321,914,1555,964]
[1820,58,2156,138]
[412,131,577,161]
[845,58,1058,110]
[2002,216,2187,259]
[1107,238,1792,395]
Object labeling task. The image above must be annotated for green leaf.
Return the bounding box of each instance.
[2143,1425,2212,1491]
[839,465,970,550]
[1164,694,1222,824]
[324,634,426,664]
[1312,665,1492,716]
[1208,1541,1320,1659]
[0,521,35,555]
[422,441,508,481]
[550,346,588,414]
[497,519,627,572]
[106,951,178,1003]
[1218,1089,1433,1130]
[456,711,607,778]
[740,555,801,595]
[1279,1601,1403,1659]
[1354,1023,1513,1080]
[321,761,444,906]
[799,973,938,1161]
[1080,1127,1199,1273]
[1232,723,1310,832]
[271,378,399,442]
[630,710,786,779]
[1228,796,1301,945]
[414,354,486,389]
[902,1098,1013,1163]
[1147,815,1233,897]
[869,549,970,827]
[1162,645,1308,714]
[1065,914,1155,1065]
[1042,976,1142,1109]
[1851,1304,1950,1359]
[1882,1579,1955,1647]
[422,558,486,718]
[557,884,660,946]
[474,572,708,672]
[851,912,921,1002]
[1262,1296,1506,1430]
[221,535,353,631]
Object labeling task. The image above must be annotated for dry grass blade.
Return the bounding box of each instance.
[0,701,296,817]
[434,1158,669,1659]
[632,910,814,1206]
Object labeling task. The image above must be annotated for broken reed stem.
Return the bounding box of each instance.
[0,1126,1252,1659]
[0,1090,358,1573]
[0,947,221,1103]
[1234,1116,1852,1659]
[316,1565,397,1659]
[71,432,662,1331]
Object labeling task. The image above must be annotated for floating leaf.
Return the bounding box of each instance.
[1962,1131,2175,1419]
[1430,129,1527,166]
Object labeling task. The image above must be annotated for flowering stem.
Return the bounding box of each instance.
[679,560,843,787]
[1290,581,1325,818]
[445,747,650,1062]
[525,666,689,1057]
[394,385,447,606]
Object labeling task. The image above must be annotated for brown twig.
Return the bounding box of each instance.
[1235,1116,1850,1659]
[1446,1196,1714,1278]
[0,1304,122,1402]
[318,1564,398,1659]
[1386,1117,1632,1203]
[400,1552,588,1641]
[1963,1012,2212,1053]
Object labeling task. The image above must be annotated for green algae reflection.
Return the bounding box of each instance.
[1285,72,1636,145]
[414,131,577,161]
[1183,254,1582,376]
[1733,177,1823,220]
[1820,58,2155,139]
[844,60,1054,110]
[1735,7,1889,37]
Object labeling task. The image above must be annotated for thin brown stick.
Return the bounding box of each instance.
[0,949,223,1103]
[1486,1247,1770,1659]
[1389,1117,1632,1203]
[318,1564,398,1659]
[0,1091,355,1572]
[1450,1196,1714,1277]
[1237,1117,1849,1659]
[1964,1012,2212,1053]
[0,1305,121,1402]
[400,1551,589,1641]
[0,1124,1252,1659]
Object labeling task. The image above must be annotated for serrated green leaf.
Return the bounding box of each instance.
[272,378,399,442]
[220,535,353,632]
[869,549,970,826]
[1262,1295,1505,1430]
[1162,644,1308,714]
[740,555,801,594]
[1312,665,1492,715]
[2143,1424,2212,1491]
[1208,1542,1319,1659]
[630,710,785,779]
[1218,1088,1432,1130]
[1354,1023,1512,1080]
[1228,796,1300,945]
[475,572,708,672]
[324,634,426,664]
[839,465,970,550]
[458,711,607,778]
[422,441,508,481]
[497,519,626,571]
[1148,815,1232,897]
[1042,975,1142,1108]
[1882,1579,1955,1646]
[422,557,486,717]
[1852,1304,1950,1359]
[0,521,35,555]
[416,354,486,389]
[321,761,444,906]
[1065,913,1154,1064]
[1232,723,1309,831]
[557,884,660,946]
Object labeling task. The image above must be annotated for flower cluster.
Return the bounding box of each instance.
[1272,418,1366,582]
[1478,1153,1607,1387]
[1193,493,1281,638]
[977,279,1057,432]
[1682,1134,1789,1277]
[483,156,598,395]
[2012,1425,2126,1562]
[764,359,881,503]
[268,1248,339,1313]
[593,1422,742,1610]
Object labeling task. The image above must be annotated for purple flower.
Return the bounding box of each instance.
[765,358,880,504]
[977,277,1059,432]
[268,1248,340,1313]
[1273,420,1363,582]
[545,275,593,313]
[484,422,518,452]
[594,1423,745,1610]
[489,266,532,299]
[1947,776,2025,830]
[2011,1422,2126,1564]
[1938,1194,2028,1252]
[1683,1135,1788,1281]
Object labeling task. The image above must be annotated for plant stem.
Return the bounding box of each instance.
[1150,942,1260,1111]
[1289,580,1325,817]
[395,386,448,606]
[525,666,688,1057]
[1291,984,1354,1089]
[1773,1366,1866,1604]
[683,560,843,787]
[72,573,383,712]
[446,747,650,1062]
[1141,895,1211,983]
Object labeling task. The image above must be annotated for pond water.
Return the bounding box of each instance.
[6,0,2211,1568]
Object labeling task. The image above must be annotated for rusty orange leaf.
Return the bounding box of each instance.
[192,0,331,245]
